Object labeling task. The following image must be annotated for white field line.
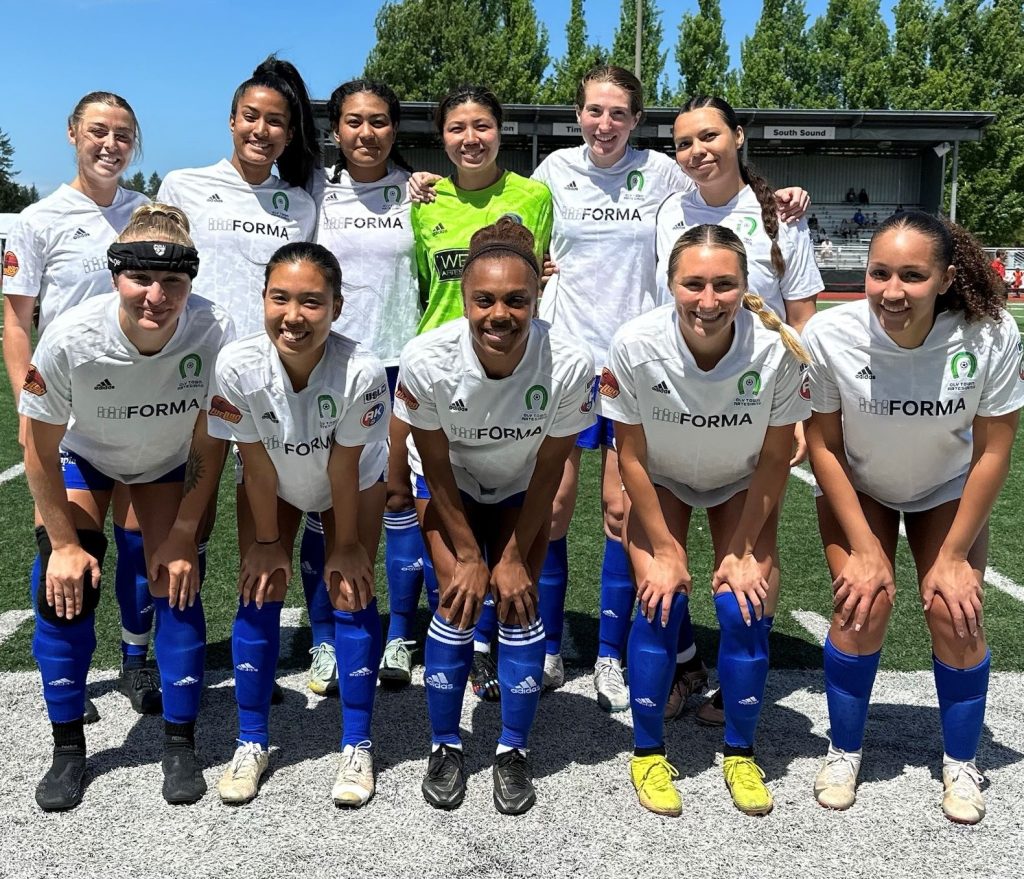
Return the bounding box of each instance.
[789,466,1024,603]
[0,462,24,484]
[0,610,32,647]
[790,609,829,646]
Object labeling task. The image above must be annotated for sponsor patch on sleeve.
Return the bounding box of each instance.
[395,382,419,410]
[210,394,242,424]
[799,363,811,400]
[580,375,597,413]
[23,364,46,396]
[2,251,19,278]
[361,402,386,427]
[598,367,620,399]
[363,381,388,403]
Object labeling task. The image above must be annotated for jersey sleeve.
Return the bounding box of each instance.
[393,348,441,430]
[769,348,812,426]
[779,221,824,303]
[664,162,695,195]
[977,320,1024,417]
[207,360,260,443]
[802,318,841,414]
[531,156,552,188]
[531,185,554,263]
[548,348,597,438]
[598,334,641,425]
[334,359,391,448]
[17,332,72,425]
[2,212,44,298]
[410,203,432,306]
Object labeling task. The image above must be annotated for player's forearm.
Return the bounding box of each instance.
[942,439,1014,558]
[619,452,676,557]
[501,439,574,564]
[24,445,78,549]
[327,446,362,547]
[2,321,31,405]
[171,432,227,539]
[422,464,482,564]
[241,449,282,543]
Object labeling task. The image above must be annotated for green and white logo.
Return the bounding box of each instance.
[382,185,401,205]
[318,394,337,419]
[626,170,645,192]
[272,191,290,213]
[737,370,762,397]
[742,217,758,236]
[950,351,977,379]
[178,353,203,379]
[525,384,549,411]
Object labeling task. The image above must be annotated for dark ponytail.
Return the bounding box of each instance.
[326,79,413,183]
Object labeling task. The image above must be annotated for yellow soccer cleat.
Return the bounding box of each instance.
[630,754,682,817]
[723,755,774,816]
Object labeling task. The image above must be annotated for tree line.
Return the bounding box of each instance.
[365,0,1024,244]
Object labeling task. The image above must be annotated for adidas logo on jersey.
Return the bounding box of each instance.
[349,666,374,677]
[94,378,116,390]
[651,381,671,394]
[72,228,90,240]
[235,662,259,673]
[324,192,339,202]
[448,399,468,412]
[673,220,687,229]
[47,677,75,687]
[431,223,447,236]
[564,181,578,191]
[601,609,618,618]
[206,193,223,202]
[634,697,657,708]
[173,675,199,687]
[738,695,760,706]
[511,675,541,695]
[855,366,876,380]
[426,672,454,690]
[261,411,279,423]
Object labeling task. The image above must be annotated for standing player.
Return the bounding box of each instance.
[19,204,232,810]
[201,242,388,807]
[410,85,553,701]
[395,219,593,814]
[803,211,1024,824]
[602,224,809,817]
[2,92,160,719]
[312,79,426,694]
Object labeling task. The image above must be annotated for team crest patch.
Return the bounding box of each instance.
[799,363,811,401]
[362,402,386,427]
[23,364,46,396]
[395,382,419,410]
[210,395,242,424]
[580,376,597,413]
[3,251,19,278]
[599,367,619,399]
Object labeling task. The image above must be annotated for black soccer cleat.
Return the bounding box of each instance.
[83,697,100,725]
[161,741,207,805]
[35,744,87,812]
[422,744,466,810]
[470,651,501,701]
[492,749,536,815]
[118,665,163,715]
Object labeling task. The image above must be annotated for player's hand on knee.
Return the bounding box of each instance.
[713,552,768,626]
[638,551,691,627]
[238,541,291,609]
[442,556,489,630]
[832,547,895,633]
[326,543,374,611]
[47,544,100,620]
[149,531,200,611]
[921,551,984,639]
[492,559,537,625]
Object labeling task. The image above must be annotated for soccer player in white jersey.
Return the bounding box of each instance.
[803,211,1024,825]
[394,218,594,814]
[602,224,809,818]
[19,205,233,811]
[312,79,427,696]
[2,92,163,720]
[654,94,824,724]
[529,68,808,716]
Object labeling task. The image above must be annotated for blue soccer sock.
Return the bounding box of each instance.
[300,513,334,648]
[598,537,634,660]
[335,601,383,747]
[715,593,770,751]
[230,600,282,748]
[29,555,42,604]
[629,594,688,751]
[538,537,569,656]
[153,595,206,724]
[474,594,498,651]
[496,619,546,750]
[423,554,439,615]
[934,651,990,762]
[384,509,425,641]
[424,613,475,746]
[823,636,881,752]
[113,525,152,668]
[33,612,96,724]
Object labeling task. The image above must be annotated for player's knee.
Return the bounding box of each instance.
[714,592,769,655]
[385,487,414,514]
[602,506,624,541]
[34,527,108,623]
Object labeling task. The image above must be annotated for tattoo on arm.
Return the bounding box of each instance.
[183,448,203,496]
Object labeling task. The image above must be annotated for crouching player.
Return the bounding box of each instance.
[394,218,594,814]
[20,205,232,809]
[803,211,1024,824]
[602,224,809,817]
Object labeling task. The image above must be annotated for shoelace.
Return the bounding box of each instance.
[496,750,531,787]
[128,667,161,691]
[309,643,336,676]
[229,741,264,777]
[428,745,461,778]
[341,741,373,777]
[948,760,984,796]
[384,639,416,662]
[726,758,766,792]
[638,758,679,794]
[595,660,626,692]
[822,750,860,785]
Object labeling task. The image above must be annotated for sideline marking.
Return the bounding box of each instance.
[0,463,24,484]
[790,610,829,646]
[0,610,32,647]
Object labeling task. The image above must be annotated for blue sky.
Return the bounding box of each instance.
[4,0,885,194]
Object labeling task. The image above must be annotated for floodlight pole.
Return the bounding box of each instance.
[634,0,643,79]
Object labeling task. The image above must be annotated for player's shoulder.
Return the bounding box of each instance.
[183,295,234,335]
[217,332,271,373]
[37,295,114,355]
[537,320,593,370]
[160,162,221,190]
[12,185,80,227]
[804,299,867,343]
[610,304,674,363]
[503,171,552,203]
[402,320,462,364]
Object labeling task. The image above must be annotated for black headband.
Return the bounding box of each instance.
[462,241,540,278]
[107,241,200,279]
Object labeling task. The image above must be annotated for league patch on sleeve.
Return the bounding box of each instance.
[395,382,419,410]
[799,363,811,400]
[361,402,386,427]
[580,375,597,413]
[598,367,619,399]
[210,395,242,424]
[23,364,46,396]
[2,251,18,278]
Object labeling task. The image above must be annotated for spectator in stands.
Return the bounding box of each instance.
[853,209,867,227]
[845,187,857,203]
[858,187,869,205]
[893,204,905,216]
[808,213,819,231]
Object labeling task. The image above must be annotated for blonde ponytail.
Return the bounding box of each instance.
[743,292,810,364]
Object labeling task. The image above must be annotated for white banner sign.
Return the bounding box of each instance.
[552,122,582,136]
[658,124,675,139]
[764,125,836,140]
[501,122,519,135]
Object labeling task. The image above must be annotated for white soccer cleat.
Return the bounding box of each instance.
[941,759,985,825]
[379,638,414,687]
[217,741,269,805]
[594,656,629,713]
[307,642,338,695]
[813,745,862,810]
[332,741,374,807]
[542,652,565,690]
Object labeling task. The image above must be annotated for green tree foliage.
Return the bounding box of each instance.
[889,0,934,109]
[146,172,163,198]
[608,0,666,105]
[363,0,549,102]
[807,0,892,109]
[0,130,38,212]
[124,171,147,193]
[735,0,817,107]
[673,0,731,103]
[540,0,606,104]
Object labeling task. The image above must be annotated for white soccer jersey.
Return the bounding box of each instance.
[2,185,150,331]
[207,332,389,512]
[316,166,419,365]
[157,160,317,338]
[19,294,233,483]
[602,304,808,508]
[655,185,822,319]
[533,146,693,370]
[803,301,1024,511]
[394,319,595,503]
